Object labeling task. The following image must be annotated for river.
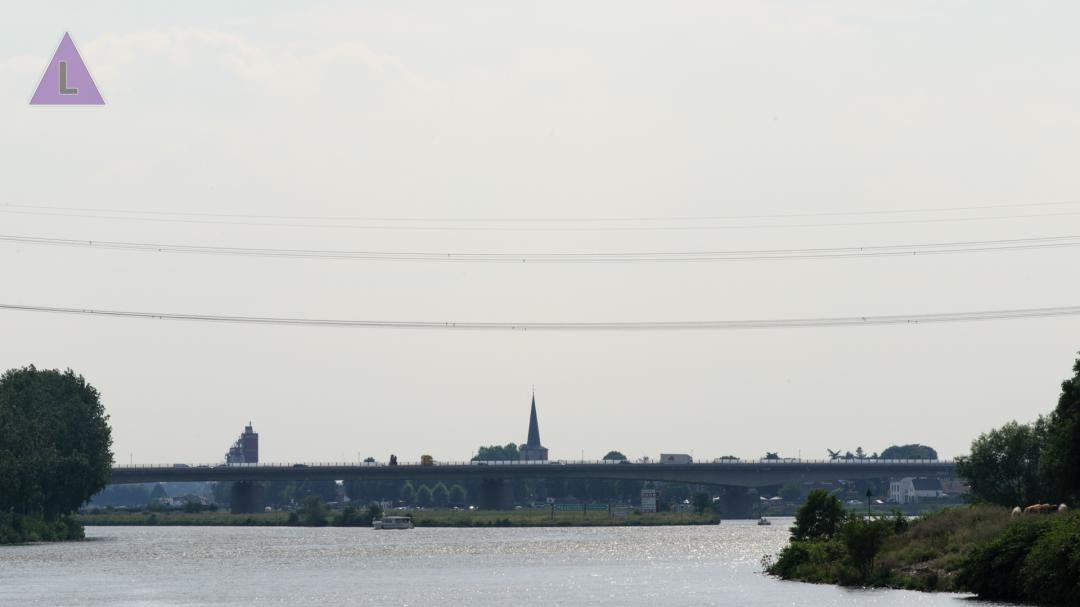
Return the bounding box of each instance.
[0,519,990,606]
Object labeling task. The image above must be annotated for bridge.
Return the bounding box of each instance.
[110,458,957,515]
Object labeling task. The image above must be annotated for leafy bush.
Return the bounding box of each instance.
[1019,513,1080,604]
[0,513,85,544]
[959,516,1049,600]
[960,512,1080,604]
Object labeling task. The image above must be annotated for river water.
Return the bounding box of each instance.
[0,519,990,606]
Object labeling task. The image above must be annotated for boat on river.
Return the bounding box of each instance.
[373,516,414,530]
[757,517,771,526]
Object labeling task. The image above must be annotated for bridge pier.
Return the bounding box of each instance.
[230,481,265,514]
[478,478,513,510]
[715,486,758,519]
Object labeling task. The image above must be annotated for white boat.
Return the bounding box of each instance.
[373,516,413,530]
[757,517,771,526]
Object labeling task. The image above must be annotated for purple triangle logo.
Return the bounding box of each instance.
[30,33,104,105]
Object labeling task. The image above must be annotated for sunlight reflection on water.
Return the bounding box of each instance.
[0,520,991,606]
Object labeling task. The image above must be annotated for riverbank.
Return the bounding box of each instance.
[78,509,721,527]
[768,505,1080,605]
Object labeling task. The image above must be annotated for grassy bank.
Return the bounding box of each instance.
[768,504,1080,604]
[79,508,720,528]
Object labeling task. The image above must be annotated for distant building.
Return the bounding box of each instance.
[225,423,259,463]
[518,394,548,461]
[640,489,659,513]
[889,477,944,504]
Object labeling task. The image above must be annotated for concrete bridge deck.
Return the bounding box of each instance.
[111,459,957,488]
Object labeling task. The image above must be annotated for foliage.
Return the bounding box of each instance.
[1017,512,1080,604]
[1041,354,1080,503]
[958,511,1080,605]
[791,489,846,541]
[602,451,627,461]
[333,503,383,527]
[472,443,519,461]
[182,501,216,513]
[956,418,1050,507]
[879,444,938,460]
[770,506,1006,590]
[0,366,113,520]
[839,517,893,579]
[296,495,329,526]
[691,492,711,514]
[0,512,84,544]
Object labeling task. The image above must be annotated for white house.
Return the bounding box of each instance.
[889,477,945,504]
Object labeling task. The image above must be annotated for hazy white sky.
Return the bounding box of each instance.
[3,1,1080,463]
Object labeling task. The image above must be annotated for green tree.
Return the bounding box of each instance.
[1041,354,1080,502]
[691,492,712,514]
[791,489,846,541]
[602,451,627,461]
[297,495,329,526]
[839,518,892,581]
[449,484,467,506]
[432,482,450,507]
[880,444,938,460]
[0,366,113,520]
[416,484,433,507]
[363,456,375,463]
[957,419,1049,507]
[472,443,520,461]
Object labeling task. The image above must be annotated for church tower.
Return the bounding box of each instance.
[519,392,549,461]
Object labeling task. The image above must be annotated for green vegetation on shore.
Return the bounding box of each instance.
[0,367,113,544]
[79,507,719,528]
[768,493,1080,604]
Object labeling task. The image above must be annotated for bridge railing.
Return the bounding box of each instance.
[112,458,955,469]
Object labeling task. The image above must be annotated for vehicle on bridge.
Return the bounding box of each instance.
[420,455,434,466]
[660,453,692,464]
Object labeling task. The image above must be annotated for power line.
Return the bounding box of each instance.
[2,302,1079,331]
[5,199,1080,222]
[4,233,1080,263]
[4,206,1080,232]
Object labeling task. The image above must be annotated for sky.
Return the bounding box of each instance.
[2,1,1080,464]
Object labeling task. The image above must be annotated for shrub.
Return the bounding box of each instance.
[959,517,1048,600]
[1018,513,1080,605]
[297,496,329,527]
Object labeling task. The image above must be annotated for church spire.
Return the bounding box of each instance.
[526,392,542,448]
